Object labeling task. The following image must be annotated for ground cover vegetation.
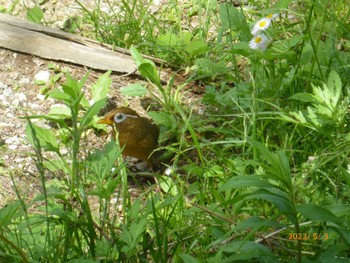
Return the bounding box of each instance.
[1,0,350,262]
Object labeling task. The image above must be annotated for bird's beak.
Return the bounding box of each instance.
[97,116,114,125]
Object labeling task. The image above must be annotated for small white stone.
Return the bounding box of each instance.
[3,88,13,96]
[60,148,68,155]
[18,77,30,85]
[0,81,7,89]
[29,103,40,109]
[12,99,19,107]
[34,70,50,82]
[8,144,18,150]
[36,94,46,101]
[5,112,14,119]
[16,92,27,102]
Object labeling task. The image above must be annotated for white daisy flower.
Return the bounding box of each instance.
[265,13,279,20]
[251,17,271,35]
[249,34,271,50]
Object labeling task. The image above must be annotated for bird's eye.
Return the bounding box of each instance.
[114,113,127,123]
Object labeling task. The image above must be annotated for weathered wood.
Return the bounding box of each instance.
[0,13,140,74]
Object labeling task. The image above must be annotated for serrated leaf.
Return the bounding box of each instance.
[307,106,323,126]
[290,111,307,123]
[120,84,147,96]
[327,70,342,108]
[289,92,315,103]
[147,111,176,128]
[44,159,70,174]
[159,176,178,196]
[26,123,59,153]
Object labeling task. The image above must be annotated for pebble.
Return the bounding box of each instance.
[34,70,50,82]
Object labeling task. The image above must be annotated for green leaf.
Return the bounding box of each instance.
[159,176,178,196]
[179,254,199,263]
[222,241,277,262]
[297,204,344,227]
[234,217,281,232]
[219,175,276,191]
[91,71,111,103]
[24,115,68,129]
[120,83,148,96]
[62,17,81,33]
[219,3,250,41]
[58,73,88,105]
[26,6,44,23]
[251,142,292,189]
[80,98,107,130]
[138,63,161,87]
[326,70,342,108]
[130,46,153,67]
[332,227,350,245]
[44,159,70,174]
[157,32,180,47]
[26,123,59,153]
[147,111,176,128]
[241,189,293,212]
[130,46,161,87]
[266,0,293,12]
[49,89,71,104]
[0,201,21,227]
[48,104,71,118]
[289,92,315,103]
[185,40,210,56]
[87,141,122,178]
[193,58,229,77]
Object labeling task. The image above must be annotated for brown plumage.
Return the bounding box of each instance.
[97,107,159,167]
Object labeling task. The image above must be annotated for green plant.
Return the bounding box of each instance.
[0,71,124,261]
[26,5,44,23]
[218,141,350,262]
[2,0,350,262]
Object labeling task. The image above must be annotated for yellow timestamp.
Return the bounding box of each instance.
[288,233,329,241]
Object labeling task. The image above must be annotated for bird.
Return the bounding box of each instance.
[97,107,160,168]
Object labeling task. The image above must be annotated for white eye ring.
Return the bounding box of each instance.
[114,113,127,123]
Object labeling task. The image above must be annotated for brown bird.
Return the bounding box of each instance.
[97,107,160,168]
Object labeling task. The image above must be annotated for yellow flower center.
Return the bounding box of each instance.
[259,21,267,28]
[255,37,262,43]
[266,14,273,19]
